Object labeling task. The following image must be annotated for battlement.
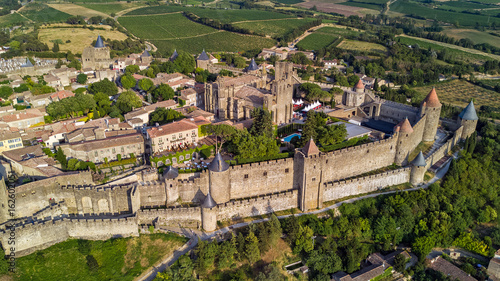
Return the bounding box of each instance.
[323,135,397,158]
[139,206,201,215]
[324,167,411,187]
[230,157,292,170]
[217,190,297,209]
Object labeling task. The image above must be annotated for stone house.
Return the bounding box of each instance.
[50,90,75,102]
[60,133,145,163]
[147,119,199,154]
[258,48,288,60]
[179,88,197,107]
[28,93,52,108]
[0,131,23,152]
[124,100,178,125]
[0,108,45,130]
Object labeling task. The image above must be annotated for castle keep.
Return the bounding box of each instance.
[0,89,478,256]
[81,35,112,70]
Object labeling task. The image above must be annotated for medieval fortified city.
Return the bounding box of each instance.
[0,1,499,280]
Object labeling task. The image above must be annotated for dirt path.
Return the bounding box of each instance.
[115,5,147,17]
[399,34,500,61]
[15,11,33,22]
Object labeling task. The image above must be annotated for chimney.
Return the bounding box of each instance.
[16,114,19,119]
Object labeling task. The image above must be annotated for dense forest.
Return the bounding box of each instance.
[155,120,500,281]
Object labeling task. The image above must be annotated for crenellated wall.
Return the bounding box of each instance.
[138,206,202,228]
[0,216,138,257]
[323,168,410,202]
[425,126,463,169]
[379,101,419,124]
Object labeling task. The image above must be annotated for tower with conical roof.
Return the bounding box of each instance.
[246,58,259,74]
[420,87,442,142]
[394,117,414,165]
[201,192,217,231]
[82,34,111,70]
[207,152,231,204]
[140,49,152,64]
[295,138,323,211]
[170,49,178,61]
[410,151,427,186]
[457,100,478,140]
[196,49,210,70]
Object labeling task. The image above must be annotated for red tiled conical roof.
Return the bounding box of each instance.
[394,117,414,134]
[422,87,441,107]
[355,79,364,90]
[302,138,320,157]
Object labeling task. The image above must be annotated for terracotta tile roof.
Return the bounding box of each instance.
[0,130,21,141]
[65,133,144,151]
[422,87,441,107]
[180,88,196,99]
[50,90,75,101]
[302,138,319,156]
[2,145,44,162]
[394,117,413,134]
[185,116,210,127]
[124,100,178,120]
[355,79,365,89]
[429,257,477,281]
[147,119,198,138]
[0,108,44,123]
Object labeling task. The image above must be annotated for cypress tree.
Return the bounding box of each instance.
[245,231,261,264]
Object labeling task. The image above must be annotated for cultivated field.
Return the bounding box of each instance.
[79,3,145,15]
[232,17,314,37]
[11,233,187,281]
[397,35,500,64]
[441,29,500,46]
[337,39,387,55]
[38,26,128,54]
[296,33,339,50]
[413,79,500,109]
[0,12,27,27]
[119,13,216,39]
[19,3,71,23]
[150,31,275,53]
[296,1,364,16]
[47,3,110,18]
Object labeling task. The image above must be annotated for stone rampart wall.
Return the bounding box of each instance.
[137,206,202,228]
[379,101,419,124]
[229,158,295,200]
[425,126,463,169]
[216,190,298,221]
[323,168,411,202]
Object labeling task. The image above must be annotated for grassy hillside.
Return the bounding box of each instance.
[19,3,71,23]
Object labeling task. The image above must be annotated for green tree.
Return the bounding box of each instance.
[77,73,87,84]
[412,235,435,261]
[55,147,67,169]
[94,92,111,108]
[138,78,154,92]
[68,59,81,70]
[268,214,282,247]
[152,83,175,102]
[120,74,136,89]
[195,239,218,276]
[0,86,13,99]
[52,42,59,52]
[156,254,196,281]
[236,232,246,261]
[317,123,347,146]
[233,57,246,68]
[148,108,184,125]
[125,65,139,75]
[394,253,408,272]
[250,108,273,138]
[88,78,118,96]
[174,51,195,75]
[294,225,314,254]
[116,91,142,113]
[245,231,261,264]
[218,240,236,270]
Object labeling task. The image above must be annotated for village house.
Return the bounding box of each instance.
[2,145,64,180]
[0,131,23,152]
[124,100,178,125]
[146,119,200,154]
[323,59,339,70]
[174,106,215,121]
[60,133,145,163]
[50,90,75,102]
[179,88,197,107]
[258,48,288,60]
[0,108,45,130]
[429,256,477,281]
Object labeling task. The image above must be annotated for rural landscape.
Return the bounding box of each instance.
[0,0,499,280]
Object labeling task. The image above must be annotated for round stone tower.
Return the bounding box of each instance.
[410,151,427,186]
[196,49,210,70]
[421,87,442,142]
[457,100,478,140]
[394,117,414,166]
[208,153,230,204]
[201,193,217,232]
[0,175,8,224]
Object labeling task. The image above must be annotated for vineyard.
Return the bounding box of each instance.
[19,3,71,23]
[337,39,387,55]
[296,33,339,50]
[413,80,500,109]
[79,3,144,15]
[233,18,314,38]
[0,13,27,27]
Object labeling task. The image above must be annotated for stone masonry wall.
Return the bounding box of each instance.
[137,206,202,228]
[229,158,295,200]
[425,126,463,169]
[379,101,419,124]
[138,182,167,208]
[323,168,411,202]
[216,190,298,221]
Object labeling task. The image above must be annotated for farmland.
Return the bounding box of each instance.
[38,25,128,54]
[397,36,500,64]
[0,12,27,27]
[413,79,500,109]
[315,26,363,37]
[296,33,339,50]
[10,233,187,281]
[389,0,498,27]
[79,3,145,15]
[150,31,275,53]
[233,18,314,37]
[296,1,364,16]
[441,29,500,46]
[337,39,387,55]
[47,3,110,19]
[19,3,71,23]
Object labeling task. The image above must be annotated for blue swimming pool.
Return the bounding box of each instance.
[283,133,301,142]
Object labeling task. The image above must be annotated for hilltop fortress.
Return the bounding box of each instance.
[0,83,478,257]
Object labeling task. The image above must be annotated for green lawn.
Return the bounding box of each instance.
[9,233,187,281]
[19,3,71,23]
[233,18,314,37]
[150,31,275,53]
[79,3,145,15]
